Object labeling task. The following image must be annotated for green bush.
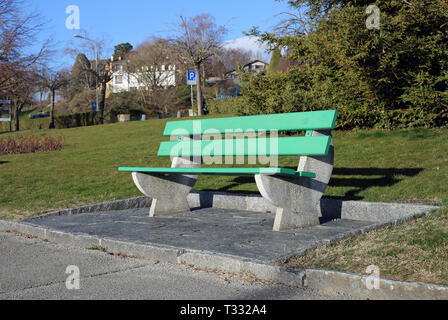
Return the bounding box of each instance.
[54,112,99,129]
[13,111,120,131]
[69,89,96,114]
[207,97,243,115]
[235,67,447,130]
[12,118,49,131]
[243,0,448,129]
[106,91,142,114]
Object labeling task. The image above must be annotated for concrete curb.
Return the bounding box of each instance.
[21,191,439,225]
[24,196,153,220]
[304,269,448,300]
[178,251,305,287]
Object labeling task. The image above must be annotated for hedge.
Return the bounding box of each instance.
[207,97,243,115]
[1,111,119,132]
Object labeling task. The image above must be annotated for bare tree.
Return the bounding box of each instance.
[0,0,51,130]
[172,14,227,116]
[95,61,113,124]
[218,48,253,72]
[39,69,69,129]
[7,68,37,131]
[0,0,51,93]
[126,38,182,114]
[130,38,177,90]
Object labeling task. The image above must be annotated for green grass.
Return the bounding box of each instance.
[0,119,447,220]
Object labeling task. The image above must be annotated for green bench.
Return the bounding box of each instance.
[119,110,338,231]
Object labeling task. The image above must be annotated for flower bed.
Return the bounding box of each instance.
[0,135,63,155]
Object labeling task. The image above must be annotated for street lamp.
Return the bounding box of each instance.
[73,34,99,121]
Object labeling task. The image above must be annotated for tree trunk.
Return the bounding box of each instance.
[49,89,55,129]
[39,90,43,111]
[195,63,203,116]
[99,83,107,124]
[14,104,19,132]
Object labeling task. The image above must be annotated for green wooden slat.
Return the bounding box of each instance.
[157,136,331,157]
[163,110,338,136]
[118,167,316,178]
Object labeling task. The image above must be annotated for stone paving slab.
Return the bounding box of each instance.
[23,208,377,263]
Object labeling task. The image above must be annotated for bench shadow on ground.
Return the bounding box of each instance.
[208,167,424,201]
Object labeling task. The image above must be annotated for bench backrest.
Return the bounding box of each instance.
[158,110,338,157]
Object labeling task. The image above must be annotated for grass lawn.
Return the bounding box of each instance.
[0,118,447,220]
[0,116,447,285]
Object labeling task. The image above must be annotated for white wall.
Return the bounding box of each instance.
[111,65,176,93]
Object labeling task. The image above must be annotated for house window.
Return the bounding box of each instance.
[113,65,123,72]
[115,75,123,84]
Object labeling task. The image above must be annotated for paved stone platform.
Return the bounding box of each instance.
[24,208,377,263]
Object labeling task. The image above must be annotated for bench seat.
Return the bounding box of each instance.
[118,167,316,178]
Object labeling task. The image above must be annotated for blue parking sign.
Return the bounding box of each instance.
[187,70,196,85]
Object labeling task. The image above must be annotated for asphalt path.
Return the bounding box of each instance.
[0,231,345,300]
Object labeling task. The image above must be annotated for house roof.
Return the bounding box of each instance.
[243,60,269,68]
[223,60,269,76]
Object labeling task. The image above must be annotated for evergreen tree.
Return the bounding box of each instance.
[267,47,282,74]
[240,0,448,128]
[113,43,133,59]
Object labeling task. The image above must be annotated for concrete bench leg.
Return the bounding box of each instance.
[132,171,198,217]
[255,130,334,231]
[132,134,201,216]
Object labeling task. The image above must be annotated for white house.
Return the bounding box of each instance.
[108,56,176,94]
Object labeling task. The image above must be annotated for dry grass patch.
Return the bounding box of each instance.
[283,210,448,286]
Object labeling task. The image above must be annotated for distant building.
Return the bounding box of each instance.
[107,55,176,95]
[242,60,269,75]
[223,60,269,80]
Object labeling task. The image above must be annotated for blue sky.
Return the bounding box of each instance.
[27,0,293,69]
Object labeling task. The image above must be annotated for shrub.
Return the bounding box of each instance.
[207,97,243,115]
[243,0,448,129]
[68,89,96,114]
[0,135,63,155]
[54,112,99,129]
[237,66,447,130]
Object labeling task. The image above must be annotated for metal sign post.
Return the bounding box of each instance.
[187,70,197,110]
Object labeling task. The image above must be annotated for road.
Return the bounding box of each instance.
[0,231,344,300]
